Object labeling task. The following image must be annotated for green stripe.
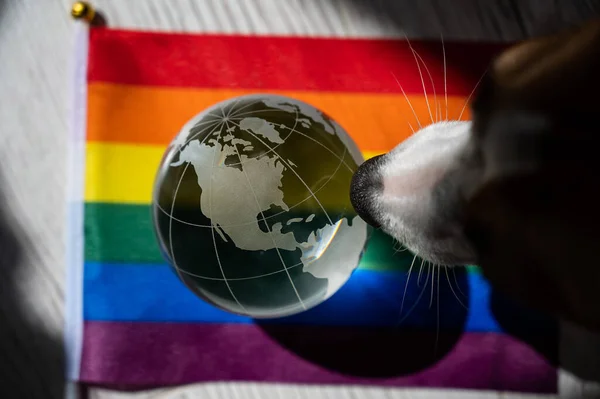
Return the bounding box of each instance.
[84,202,481,273]
[85,203,162,264]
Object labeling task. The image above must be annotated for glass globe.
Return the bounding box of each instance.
[152,94,369,318]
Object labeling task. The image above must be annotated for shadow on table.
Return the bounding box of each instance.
[257,231,560,380]
[0,169,65,398]
[257,230,470,378]
[339,0,600,40]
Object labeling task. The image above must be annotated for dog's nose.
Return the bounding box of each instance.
[350,155,384,229]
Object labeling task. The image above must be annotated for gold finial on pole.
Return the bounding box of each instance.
[71,1,95,22]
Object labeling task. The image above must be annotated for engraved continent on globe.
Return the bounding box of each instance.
[152,94,369,318]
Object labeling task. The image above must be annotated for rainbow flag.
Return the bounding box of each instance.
[66,25,559,393]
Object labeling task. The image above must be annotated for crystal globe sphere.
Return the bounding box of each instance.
[152,94,369,318]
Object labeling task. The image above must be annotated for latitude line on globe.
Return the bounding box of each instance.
[225,96,243,120]
[202,97,267,130]
[277,125,355,173]
[227,120,335,226]
[196,98,352,173]
[184,117,225,128]
[173,257,307,281]
[226,118,306,309]
[153,154,340,229]
[178,117,225,140]
[153,155,345,230]
[172,118,225,159]
[274,121,354,173]
[208,107,288,120]
[207,110,248,314]
[170,99,265,167]
[224,108,293,119]
[226,105,343,154]
[168,120,228,305]
[223,127,293,168]
[200,99,295,168]
[226,110,355,172]
[216,97,265,118]
[222,100,299,168]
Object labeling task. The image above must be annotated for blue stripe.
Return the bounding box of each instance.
[83,262,544,332]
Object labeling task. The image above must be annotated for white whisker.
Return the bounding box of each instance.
[394,246,409,254]
[452,267,466,298]
[391,72,422,129]
[393,240,409,254]
[435,263,440,356]
[411,49,439,123]
[445,265,467,309]
[396,260,431,326]
[411,50,435,123]
[407,43,435,125]
[429,262,435,309]
[393,238,409,254]
[441,33,448,121]
[458,67,489,121]
[400,255,419,314]
[417,257,426,286]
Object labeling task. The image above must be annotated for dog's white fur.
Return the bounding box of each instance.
[365,121,478,266]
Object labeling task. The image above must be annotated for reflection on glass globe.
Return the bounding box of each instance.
[152,93,369,318]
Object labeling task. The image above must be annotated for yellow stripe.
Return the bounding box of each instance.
[363,151,384,160]
[85,143,385,204]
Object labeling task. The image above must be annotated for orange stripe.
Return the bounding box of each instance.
[87,83,471,151]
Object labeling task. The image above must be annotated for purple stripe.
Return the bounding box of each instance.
[80,322,557,392]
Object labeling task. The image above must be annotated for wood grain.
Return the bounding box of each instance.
[1,0,600,398]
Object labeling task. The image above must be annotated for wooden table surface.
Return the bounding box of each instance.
[2,0,600,398]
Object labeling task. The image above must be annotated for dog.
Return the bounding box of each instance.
[350,17,600,333]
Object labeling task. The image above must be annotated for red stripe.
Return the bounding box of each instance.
[88,28,508,95]
[80,321,557,392]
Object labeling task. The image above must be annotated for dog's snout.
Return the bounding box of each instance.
[350,155,384,228]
